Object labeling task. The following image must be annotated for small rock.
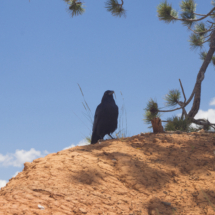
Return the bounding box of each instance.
[153,138,160,143]
[161,201,171,206]
[162,139,167,143]
[175,130,182,134]
[38,204,45,210]
[198,129,205,133]
[24,162,31,171]
[149,209,156,215]
[79,208,87,214]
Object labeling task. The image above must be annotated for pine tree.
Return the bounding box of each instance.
[144,0,215,131]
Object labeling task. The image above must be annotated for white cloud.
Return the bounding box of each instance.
[194,109,215,123]
[0,148,49,167]
[0,180,7,188]
[209,97,215,106]
[190,108,215,129]
[63,139,90,150]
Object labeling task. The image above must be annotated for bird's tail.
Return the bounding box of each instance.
[91,132,100,144]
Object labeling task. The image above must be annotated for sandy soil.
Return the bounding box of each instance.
[0,130,215,215]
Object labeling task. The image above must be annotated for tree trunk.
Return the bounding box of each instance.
[151,117,164,133]
[187,30,215,119]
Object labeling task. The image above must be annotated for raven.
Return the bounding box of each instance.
[91,90,119,144]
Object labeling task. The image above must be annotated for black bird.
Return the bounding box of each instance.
[91,90,119,144]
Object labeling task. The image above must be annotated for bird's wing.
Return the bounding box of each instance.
[92,103,103,133]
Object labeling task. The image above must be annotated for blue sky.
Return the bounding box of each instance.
[0,0,215,186]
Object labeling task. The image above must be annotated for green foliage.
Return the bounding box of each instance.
[105,0,126,17]
[210,11,215,20]
[143,99,160,124]
[194,22,207,36]
[163,89,181,107]
[165,117,215,133]
[212,55,215,66]
[157,1,178,23]
[180,0,196,27]
[200,51,207,60]
[65,0,85,17]
[165,116,192,132]
[189,33,204,49]
[180,0,196,12]
[157,1,214,49]
[200,52,215,66]
[200,51,215,66]
[85,136,91,143]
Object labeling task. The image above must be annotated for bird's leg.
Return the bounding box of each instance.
[108,134,114,139]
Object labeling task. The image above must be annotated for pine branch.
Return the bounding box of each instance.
[65,0,85,17]
[163,89,181,107]
[105,0,126,17]
[212,55,215,65]
[189,33,204,49]
[170,6,215,23]
[188,23,214,36]
[143,99,161,124]
[200,51,207,60]
[157,1,178,23]
[180,0,196,27]
[158,1,215,28]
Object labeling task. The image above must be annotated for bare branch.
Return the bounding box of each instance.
[177,100,188,119]
[179,79,186,102]
[193,12,207,16]
[207,20,215,24]
[158,107,182,113]
[181,109,185,120]
[204,31,213,39]
[191,118,215,126]
[202,37,212,44]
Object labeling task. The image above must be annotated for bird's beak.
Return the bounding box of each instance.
[109,91,116,99]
